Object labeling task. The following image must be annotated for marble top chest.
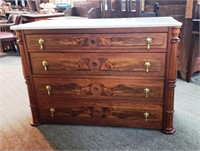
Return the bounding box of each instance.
[12,17,182,134]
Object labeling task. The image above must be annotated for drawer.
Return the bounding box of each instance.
[38,100,163,129]
[30,53,166,76]
[26,33,167,52]
[97,33,167,49]
[26,34,89,51]
[33,77,164,101]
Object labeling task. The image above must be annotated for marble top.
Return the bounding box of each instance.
[11,17,182,30]
[48,16,88,20]
[21,13,64,18]
[5,10,28,14]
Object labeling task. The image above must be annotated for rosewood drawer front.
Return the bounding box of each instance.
[97,33,167,49]
[26,34,89,51]
[33,77,164,101]
[38,101,163,129]
[25,33,167,52]
[30,53,166,76]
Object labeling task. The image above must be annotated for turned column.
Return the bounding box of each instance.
[162,27,181,134]
[16,31,41,126]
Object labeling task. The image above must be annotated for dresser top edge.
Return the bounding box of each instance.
[11,17,182,31]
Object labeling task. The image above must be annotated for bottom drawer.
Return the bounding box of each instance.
[38,100,163,129]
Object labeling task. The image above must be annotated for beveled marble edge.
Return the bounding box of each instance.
[11,17,182,30]
[48,16,88,20]
[21,13,64,17]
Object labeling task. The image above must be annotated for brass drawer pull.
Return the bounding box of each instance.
[42,60,48,71]
[38,38,44,50]
[145,37,152,50]
[144,112,149,122]
[46,85,51,95]
[50,108,55,117]
[144,61,151,73]
[144,88,150,98]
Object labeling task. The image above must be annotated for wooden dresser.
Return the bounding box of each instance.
[11,17,182,134]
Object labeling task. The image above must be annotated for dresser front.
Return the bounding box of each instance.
[16,26,180,134]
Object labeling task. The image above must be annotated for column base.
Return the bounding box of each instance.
[31,121,42,126]
[162,128,176,134]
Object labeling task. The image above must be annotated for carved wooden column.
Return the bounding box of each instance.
[163,27,181,134]
[16,31,41,126]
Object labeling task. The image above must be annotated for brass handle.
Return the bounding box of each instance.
[144,112,149,122]
[42,60,48,71]
[144,61,151,73]
[50,108,55,117]
[145,37,152,50]
[38,38,44,50]
[46,85,51,95]
[144,88,150,98]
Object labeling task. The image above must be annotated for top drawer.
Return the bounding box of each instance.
[25,33,167,52]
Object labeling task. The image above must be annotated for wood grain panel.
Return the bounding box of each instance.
[33,77,164,101]
[97,33,167,49]
[26,33,167,51]
[30,53,166,76]
[38,101,163,129]
[26,34,90,50]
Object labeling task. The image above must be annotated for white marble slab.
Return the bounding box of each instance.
[48,16,88,20]
[11,17,182,30]
[21,13,64,18]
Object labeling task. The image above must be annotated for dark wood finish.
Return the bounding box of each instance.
[0,14,21,32]
[16,25,180,134]
[63,0,157,18]
[30,53,166,76]
[146,0,186,5]
[186,3,200,82]
[0,32,17,52]
[25,33,167,51]
[64,7,101,18]
[101,0,137,18]
[38,101,163,129]
[145,0,199,81]
[176,0,197,80]
[0,14,21,52]
[162,27,180,134]
[145,0,186,80]
[186,24,199,82]
[33,76,164,101]
[21,13,64,23]
[62,0,101,18]
[101,0,157,18]
[73,0,101,8]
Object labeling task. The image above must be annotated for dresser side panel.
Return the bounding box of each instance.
[16,31,41,126]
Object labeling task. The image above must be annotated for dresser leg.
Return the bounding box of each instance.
[29,105,41,126]
[31,121,42,126]
[162,128,176,134]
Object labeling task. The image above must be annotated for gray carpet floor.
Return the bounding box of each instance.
[0,53,200,151]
